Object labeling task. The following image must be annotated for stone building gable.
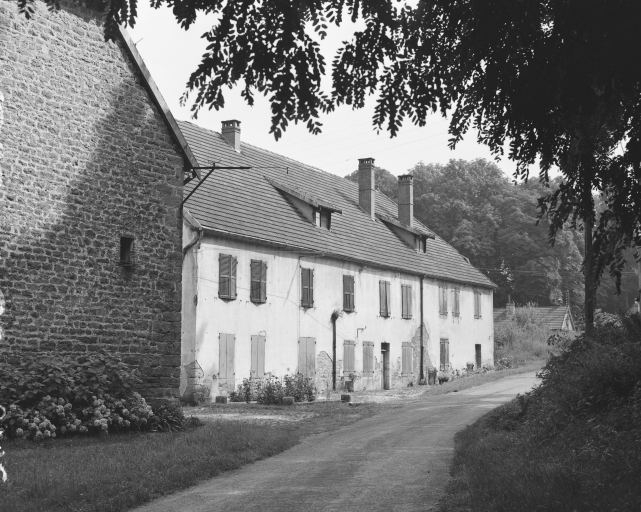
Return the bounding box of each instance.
[0,0,184,398]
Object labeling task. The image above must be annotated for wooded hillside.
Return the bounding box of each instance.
[347,159,638,317]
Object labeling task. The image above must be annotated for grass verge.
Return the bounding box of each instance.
[1,401,380,512]
[420,361,543,398]
[439,319,641,512]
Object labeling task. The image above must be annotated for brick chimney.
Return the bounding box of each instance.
[221,120,241,152]
[398,174,414,227]
[358,157,375,219]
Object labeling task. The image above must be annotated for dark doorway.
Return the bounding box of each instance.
[475,344,482,369]
[381,342,390,390]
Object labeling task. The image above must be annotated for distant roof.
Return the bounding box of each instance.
[178,120,495,289]
[494,305,575,331]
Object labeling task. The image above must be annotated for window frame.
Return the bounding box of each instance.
[119,236,134,267]
[301,267,314,308]
[439,338,450,371]
[474,290,482,319]
[379,280,391,318]
[439,285,448,316]
[362,341,375,374]
[452,287,460,318]
[218,253,237,300]
[343,274,355,312]
[401,284,413,319]
[250,259,267,304]
[343,340,356,374]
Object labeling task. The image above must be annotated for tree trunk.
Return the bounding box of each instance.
[582,165,596,335]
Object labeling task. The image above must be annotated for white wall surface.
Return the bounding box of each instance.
[181,228,494,399]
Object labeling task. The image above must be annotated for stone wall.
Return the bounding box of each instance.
[0,0,184,398]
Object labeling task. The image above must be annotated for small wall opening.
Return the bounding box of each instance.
[119,236,134,266]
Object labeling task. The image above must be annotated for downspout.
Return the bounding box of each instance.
[330,311,339,391]
[419,276,426,385]
[182,227,203,260]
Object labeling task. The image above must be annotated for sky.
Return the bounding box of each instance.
[128,3,513,179]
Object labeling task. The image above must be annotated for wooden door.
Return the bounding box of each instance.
[298,337,316,378]
[218,333,235,394]
[381,342,390,390]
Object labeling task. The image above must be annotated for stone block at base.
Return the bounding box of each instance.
[215,395,228,404]
[341,394,351,403]
[282,396,295,406]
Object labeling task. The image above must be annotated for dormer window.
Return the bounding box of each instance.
[314,208,331,230]
[266,177,341,231]
[416,236,427,253]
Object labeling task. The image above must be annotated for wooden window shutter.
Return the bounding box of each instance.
[401,285,412,319]
[343,275,354,312]
[440,339,449,370]
[402,342,412,375]
[343,340,355,373]
[219,254,231,299]
[385,281,391,317]
[453,288,460,317]
[363,341,374,373]
[439,286,448,315]
[250,260,267,303]
[251,335,266,378]
[260,261,267,302]
[229,256,237,299]
[301,268,313,308]
[378,281,390,317]
[250,260,260,302]
[474,290,482,318]
[298,337,316,377]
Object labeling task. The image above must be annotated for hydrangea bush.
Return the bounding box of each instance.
[0,351,162,440]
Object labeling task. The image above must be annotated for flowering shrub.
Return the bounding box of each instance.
[229,374,316,404]
[283,374,315,402]
[0,351,157,440]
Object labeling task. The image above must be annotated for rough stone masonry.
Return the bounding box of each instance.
[0,0,185,398]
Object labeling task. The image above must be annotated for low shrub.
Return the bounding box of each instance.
[445,314,641,512]
[284,374,315,402]
[256,376,285,405]
[149,402,185,432]
[229,374,317,405]
[0,350,156,440]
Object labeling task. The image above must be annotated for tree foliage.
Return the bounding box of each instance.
[19,0,641,330]
[348,159,586,309]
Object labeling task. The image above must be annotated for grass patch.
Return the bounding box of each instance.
[1,401,379,512]
[439,317,641,512]
[494,304,569,366]
[421,362,543,397]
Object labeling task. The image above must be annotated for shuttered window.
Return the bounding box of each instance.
[379,280,391,317]
[343,275,355,312]
[362,341,374,374]
[474,290,482,319]
[219,254,237,300]
[453,288,460,317]
[401,284,413,319]
[250,335,266,378]
[402,342,412,376]
[343,340,355,373]
[440,338,450,370]
[298,337,316,377]
[301,268,314,308]
[439,285,448,316]
[250,260,267,303]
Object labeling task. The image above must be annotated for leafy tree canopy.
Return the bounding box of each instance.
[20,0,641,330]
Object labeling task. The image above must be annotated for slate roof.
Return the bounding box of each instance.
[493,305,574,331]
[178,120,495,289]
